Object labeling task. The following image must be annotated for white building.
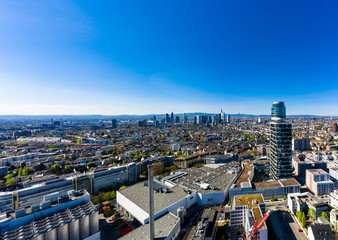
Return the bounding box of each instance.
[230,194,268,240]
[306,169,334,196]
[117,180,197,224]
[288,192,327,218]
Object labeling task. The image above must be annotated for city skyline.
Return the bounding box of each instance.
[1,0,338,115]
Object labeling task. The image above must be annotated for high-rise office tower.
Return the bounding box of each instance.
[333,123,337,133]
[112,119,117,129]
[226,114,231,123]
[183,113,187,124]
[221,112,225,123]
[270,102,293,180]
[171,112,174,123]
[165,113,170,123]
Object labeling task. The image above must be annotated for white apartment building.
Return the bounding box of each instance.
[306,169,334,196]
[230,194,268,240]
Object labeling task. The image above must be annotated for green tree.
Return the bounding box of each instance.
[322,211,329,221]
[87,162,96,169]
[301,212,306,228]
[308,208,316,219]
[4,174,13,180]
[77,138,83,144]
[283,195,287,200]
[25,175,32,181]
[65,165,74,173]
[119,186,126,190]
[0,180,5,187]
[18,168,23,176]
[296,211,303,221]
[6,178,18,186]
[22,167,32,175]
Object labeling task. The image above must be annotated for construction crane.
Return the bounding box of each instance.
[244,208,273,240]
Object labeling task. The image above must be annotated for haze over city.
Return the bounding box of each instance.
[1,0,338,115]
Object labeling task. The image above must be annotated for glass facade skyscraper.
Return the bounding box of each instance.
[270,102,293,180]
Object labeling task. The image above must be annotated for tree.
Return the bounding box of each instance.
[5,178,18,186]
[301,212,306,228]
[296,211,303,221]
[50,164,62,175]
[22,167,32,175]
[4,174,13,180]
[308,208,316,220]
[18,168,23,176]
[35,163,46,171]
[283,195,287,200]
[0,180,5,187]
[322,211,329,221]
[87,162,96,169]
[65,165,75,173]
[119,186,126,190]
[77,138,83,144]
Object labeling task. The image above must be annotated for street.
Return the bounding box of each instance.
[269,209,307,240]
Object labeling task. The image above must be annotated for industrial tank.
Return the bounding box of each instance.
[31,232,44,240]
[44,227,57,240]
[80,214,90,239]
[89,211,99,234]
[57,223,69,240]
[69,219,80,240]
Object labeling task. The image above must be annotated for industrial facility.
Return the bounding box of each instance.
[0,190,100,240]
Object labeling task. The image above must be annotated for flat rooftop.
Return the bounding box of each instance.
[307,169,328,175]
[118,180,191,214]
[253,178,300,189]
[234,194,266,230]
[169,161,240,193]
[279,178,301,187]
[234,160,253,188]
[119,212,180,240]
[234,194,264,209]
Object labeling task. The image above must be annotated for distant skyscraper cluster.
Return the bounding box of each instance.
[194,110,230,126]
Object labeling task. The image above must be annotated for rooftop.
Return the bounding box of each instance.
[279,178,301,187]
[234,160,253,188]
[118,180,191,214]
[168,161,240,193]
[307,169,328,175]
[234,194,264,209]
[119,212,180,240]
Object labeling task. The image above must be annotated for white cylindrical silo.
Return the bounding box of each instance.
[69,219,80,240]
[89,211,99,235]
[80,215,90,239]
[31,232,44,240]
[44,227,57,240]
[57,223,69,240]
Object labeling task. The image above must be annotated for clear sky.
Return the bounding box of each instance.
[0,0,338,115]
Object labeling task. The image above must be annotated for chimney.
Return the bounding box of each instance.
[148,164,155,240]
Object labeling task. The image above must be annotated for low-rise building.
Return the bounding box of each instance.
[330,209,338,230]
[288,192,327,218]
[308,223,333,240]
[229,160,300,200]
[119,212,180,240]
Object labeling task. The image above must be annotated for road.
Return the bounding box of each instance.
[269,208,307,240]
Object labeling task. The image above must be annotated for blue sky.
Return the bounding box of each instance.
[0,0,338,115]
